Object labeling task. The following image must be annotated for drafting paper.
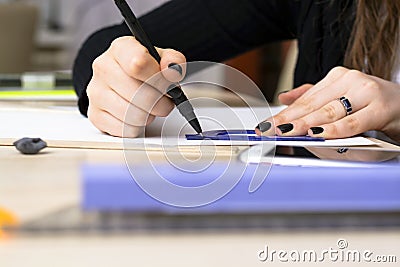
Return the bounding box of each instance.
[0,107,377,149]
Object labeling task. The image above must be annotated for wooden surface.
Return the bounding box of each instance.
[1,229,399,267]
[1,101,399,267]
[1,138,399,267]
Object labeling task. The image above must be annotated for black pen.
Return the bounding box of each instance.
[114,0,202,134]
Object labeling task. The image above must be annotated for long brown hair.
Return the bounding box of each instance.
[344,1,400,80]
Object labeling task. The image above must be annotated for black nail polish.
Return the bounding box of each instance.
[277,123,294,134]
[168,63,183,75]
[310,127,324,135]
[278,90,290,96]
[256,121,272,133]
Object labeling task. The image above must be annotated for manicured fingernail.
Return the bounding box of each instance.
[278,90,290,96]
[277,123,293,134]
[256,121,272,133]
[168,63,183,75]
[310,127,324,135]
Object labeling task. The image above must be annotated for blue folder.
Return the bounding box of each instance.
[81,161,400,213]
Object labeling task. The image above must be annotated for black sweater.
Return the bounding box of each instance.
[73,0,356,116]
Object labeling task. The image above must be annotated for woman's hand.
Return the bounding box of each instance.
[87,36,186,137]
[278,83,313,106]
[256,67,400,142]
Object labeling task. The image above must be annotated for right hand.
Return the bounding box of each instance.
[87,36,186,137]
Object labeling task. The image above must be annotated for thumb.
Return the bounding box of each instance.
[278,83,313,105]
[157,48,186,83]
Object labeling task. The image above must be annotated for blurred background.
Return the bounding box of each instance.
[2,1,398,267]
[0,0,296,102]
[0,0,169,71]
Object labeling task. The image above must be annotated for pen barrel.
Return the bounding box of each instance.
[114,0,161,62]
[167,84,202,133]
[114,0,202,133]
[166,84,186,105]
[167,85,193,116]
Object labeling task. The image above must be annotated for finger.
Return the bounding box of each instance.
[307,107,377,139]
[256,67,349,136]
[91,55,174,117]
[108,37,172,94]
[276,92,369,136]
[109,36,160,82]
[158,48,186,83]
[130,83,175,117]
[278,84,313,105]
[88,107,153,138]
[89,82,156,127]
[274,68,350,124]
[261,68,371,136]
[298,66,349,98]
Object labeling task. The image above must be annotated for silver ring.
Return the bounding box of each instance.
[339,96,352,116]
[337,147,349,154]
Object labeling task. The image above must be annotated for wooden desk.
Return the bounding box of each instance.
[0,231,399,267]
[0,146,124,222]
[1,101,399,267]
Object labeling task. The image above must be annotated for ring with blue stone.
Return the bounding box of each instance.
[339,96,353,116]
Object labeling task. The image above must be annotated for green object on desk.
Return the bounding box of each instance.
[0,72,75,100]
[0,72,73,89]
[0,89,75,98]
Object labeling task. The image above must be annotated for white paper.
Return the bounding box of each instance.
[268,156,391,168]
[240,144,399,168]
[0,107,377,148]
[138,136,376,147]
[0,108,122,144]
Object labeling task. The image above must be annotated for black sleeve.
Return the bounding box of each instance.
[73,0,298,116]
[73,24,130,116]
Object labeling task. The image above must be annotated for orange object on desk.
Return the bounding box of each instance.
[0,207,18,239]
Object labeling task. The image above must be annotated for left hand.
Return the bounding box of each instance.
[256,66,400,142]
